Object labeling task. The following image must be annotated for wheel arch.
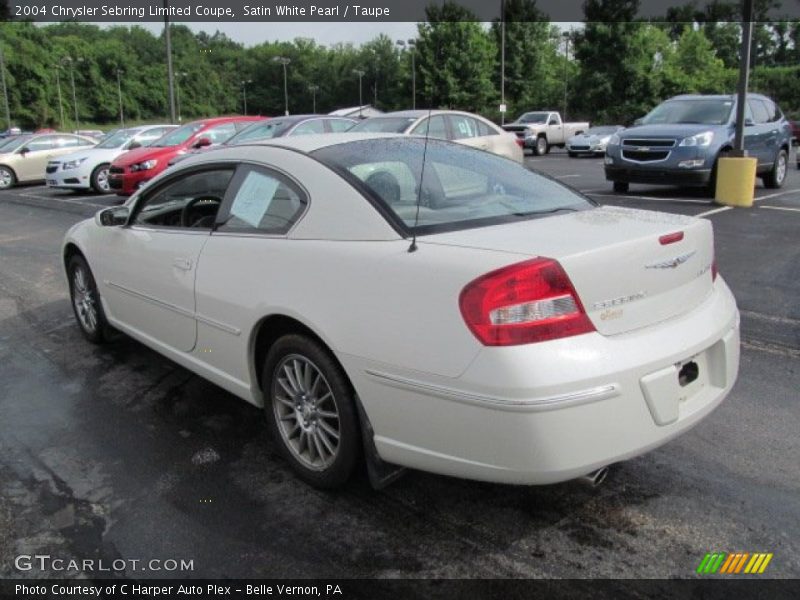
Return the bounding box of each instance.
[63,242,85,272]
[0,163,17,180]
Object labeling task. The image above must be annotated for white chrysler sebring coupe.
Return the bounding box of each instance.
[62,133,740,489]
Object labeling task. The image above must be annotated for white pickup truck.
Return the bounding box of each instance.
[502,111,589,156]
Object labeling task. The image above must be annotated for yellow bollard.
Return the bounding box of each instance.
[715,156,757,207]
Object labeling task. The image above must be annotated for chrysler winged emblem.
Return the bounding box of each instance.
[645,251,696,269]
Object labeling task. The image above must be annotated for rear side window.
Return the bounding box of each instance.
[476,120,497,136]
[749,100,770,124]
[447,115,479,140]
[219,167,307,235]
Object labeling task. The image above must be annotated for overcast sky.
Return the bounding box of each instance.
[132,22,421,47]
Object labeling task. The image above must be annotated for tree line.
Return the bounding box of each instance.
[1,0,799,131]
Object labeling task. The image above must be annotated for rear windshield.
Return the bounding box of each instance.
[642,99,733,125]
[151,123,205,147]
[349,117,417,134]
[517,112,549,124]
[312,138,592,235]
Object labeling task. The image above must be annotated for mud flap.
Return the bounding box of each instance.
[354,395,406,490]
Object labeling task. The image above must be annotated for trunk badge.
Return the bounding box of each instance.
[646,251,696,269]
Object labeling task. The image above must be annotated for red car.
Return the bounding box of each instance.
[108,116,263,195]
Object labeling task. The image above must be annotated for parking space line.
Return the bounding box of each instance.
[753,189,800,202]
[695,206,732,218]
[760,205,800,213]
[588,193,709,205]
[18,191,105,209]
[555,174,581,179]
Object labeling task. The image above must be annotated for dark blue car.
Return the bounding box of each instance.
[605,94,792,193]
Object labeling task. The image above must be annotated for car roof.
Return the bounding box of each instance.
[187,116,264,126]
[368,110,485,119]
[668,93,772,101]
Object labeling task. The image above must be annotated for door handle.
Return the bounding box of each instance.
[173,258,193,271]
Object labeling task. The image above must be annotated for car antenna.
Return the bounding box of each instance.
[408,41,437,254]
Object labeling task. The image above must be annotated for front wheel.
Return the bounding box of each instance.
[91,163,111,193]
[533,136,548,156]
[68,255,111,343]
[262,334,360,489]
[763,149,788,189]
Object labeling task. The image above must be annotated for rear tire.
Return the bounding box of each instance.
[0,165,16,190]
[613,181,629,193]
[68,255,111,344]
[763,149,788,189]
[262,334,360,489]
[90,163,111,194]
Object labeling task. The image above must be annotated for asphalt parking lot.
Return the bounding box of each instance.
[0,152,799,581]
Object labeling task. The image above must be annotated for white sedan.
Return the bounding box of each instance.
[46,125,176,193]
[62,133,740,489]
[349,110,524,163]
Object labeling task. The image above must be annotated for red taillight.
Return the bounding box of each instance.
[515,138,524,148]
[659,231,684,245]
[459,258,595,346]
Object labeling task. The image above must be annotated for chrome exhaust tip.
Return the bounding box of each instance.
[578,466,609,488]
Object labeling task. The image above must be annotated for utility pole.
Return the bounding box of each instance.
[62,56,82,131]
[562,30,570,121]
[175,71,187,123]
[164,1,176,123]
[54,65,65,130]
[116,68,125,128]
[0,45,11,131]
[308,84,319,113]
[352,69,365,117]
[732,0,754,156]
[240,79,252,115]
[272,56,291,116]
[500,0,506,125]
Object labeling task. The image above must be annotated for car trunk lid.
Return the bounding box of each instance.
[422,206,715,336]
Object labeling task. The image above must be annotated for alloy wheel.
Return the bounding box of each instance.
[72,265,98,334]
[271,354,341,471]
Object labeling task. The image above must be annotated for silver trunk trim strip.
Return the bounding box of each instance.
[364,370,619,412]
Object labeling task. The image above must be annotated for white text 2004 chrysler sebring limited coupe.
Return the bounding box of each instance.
[62,133,740,489]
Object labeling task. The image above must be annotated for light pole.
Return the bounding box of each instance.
[0,45,11,132]
[500,0,506,125]
[62,56,83,131]
[352,69,365,117]
[272,56,291,116]
[54,65,65,130]
[308,84,319,113]
[240,79,252,115]
[175,71,187,123]
[396,39,417,110]
[164,0,176,123]
[116,68,125,128]
[561,30,571,121]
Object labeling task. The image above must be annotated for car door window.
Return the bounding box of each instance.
[749,100,770,124]
[327,119,355,133]
[289,120,326,136]
[410,116,448,139]
[762,99,780,122]
[219,167,307,235]
[201,123,238,144]
[132,168,235,229]
[22,136,58,152]
[136,128,171,146]
[446,115,480,140]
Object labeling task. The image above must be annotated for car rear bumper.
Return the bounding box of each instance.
[348,279,739,485]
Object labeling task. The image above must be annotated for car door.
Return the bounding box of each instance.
[761,98,783,164]
[547,113,564,144]
[193,164,309,383]
[746,99,771,166]
[13,135,58,181]
[94,166,236,351]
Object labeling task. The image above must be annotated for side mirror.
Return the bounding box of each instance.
[18,146,30,155]
[97,206,129,227]
[127,140,142,150]
[632,118,643,126]
[194,137,212,148]
[744,118,755,127]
